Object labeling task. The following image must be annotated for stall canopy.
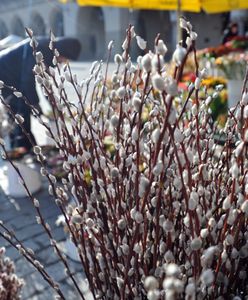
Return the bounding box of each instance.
[60,0,248,12]
[201,0,248,13]
[59,0,201,12]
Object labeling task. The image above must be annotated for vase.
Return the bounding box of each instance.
[61,238,80,262]
[227,79,243,109]
[45,120,57,146]
[0,161,42,197]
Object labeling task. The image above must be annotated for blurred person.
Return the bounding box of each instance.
[222,22,239,44]
[0,37,81,153]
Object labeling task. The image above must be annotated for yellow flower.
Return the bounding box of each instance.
[220,90,228,103]
[84,169,92,185]
[202,76,227,88]
[103,135,115,156]
[215,57,223,65]
[139,162,147,172]
[217,114,227,127]
[141,104,152,123]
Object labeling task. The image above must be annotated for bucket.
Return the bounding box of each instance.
[227,79,243,109]
[0,161,41,198]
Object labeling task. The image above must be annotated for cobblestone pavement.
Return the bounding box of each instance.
[0,166,89,299]
[0,62,103,299]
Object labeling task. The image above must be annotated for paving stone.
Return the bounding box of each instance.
[5,237,43,265]
[38,204,61,220]
[23,295,41,300]
[0,236,10,248]
[0,196,19,211]
[0,206,24,223]
[45,262,68,283]
[36,247,60,266]
[58,280,79,299]
[34,226,66,249]
[62,276,94,300]
[69,261,84,274]
[23,270,53,298]
[6,213,37,230]
[62,288,78,300]
[22,239,41,252]
[9,197,36,214]
[15,257,36,277]
[27,287,54,300]
[18,220,59,241]
[14,223,46,242]
[5,245,21,261]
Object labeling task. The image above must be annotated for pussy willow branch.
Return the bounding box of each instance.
[0,223,66,300]
[0,84,90,298]
[0,145,86,299]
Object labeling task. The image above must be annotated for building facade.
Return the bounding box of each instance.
[0,0,247,60]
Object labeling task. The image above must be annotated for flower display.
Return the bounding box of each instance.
[0,21,248,299]
[201,76,228,125]
[201,76,227,88]
[215,52,248,80]
[180,74,228,125]
[198,36,248,58]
